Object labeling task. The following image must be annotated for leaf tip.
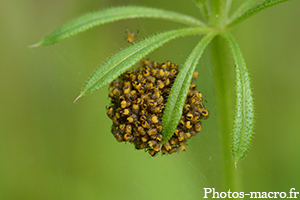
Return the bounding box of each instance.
[73,94,82,103]
[28,43,41,48]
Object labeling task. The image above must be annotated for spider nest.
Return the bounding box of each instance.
[107,60,209,157]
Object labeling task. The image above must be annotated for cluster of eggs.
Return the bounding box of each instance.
[107,60,209,156]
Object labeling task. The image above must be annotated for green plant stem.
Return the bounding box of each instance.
[210,0,227,28]
[210,36,242,192]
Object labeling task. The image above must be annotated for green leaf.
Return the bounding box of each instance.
[225,0,233,17]
[223,33,255,163]
[74,27,211,102]
[161,32,216,143]
[192,0,210,20]
[227,0,291,28]
[228,0,259,23]
[30,6,206,47]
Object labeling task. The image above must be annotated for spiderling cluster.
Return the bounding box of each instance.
[107,60,209,157]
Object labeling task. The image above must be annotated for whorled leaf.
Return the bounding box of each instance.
[30,6,206,47]
[223,33,255,164]
[161,32,216,143]
[74,27,211,102]
[225,0,233,17]
[192,0,210,20]
[228,0,259,23]
[227,0,291,28]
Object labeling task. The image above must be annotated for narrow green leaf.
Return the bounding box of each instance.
[227,0,291,28]
[225,0,233,17]
[223,33,255,163]
[30,6,206,47]
[74,27,211,102]
[192,0,210,20]
[228,0,259,23]
[161,32,216,143]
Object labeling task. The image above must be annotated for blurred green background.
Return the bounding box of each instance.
[1,0,300,199]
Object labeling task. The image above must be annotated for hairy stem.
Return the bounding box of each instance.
[210,36,242,192]
[210,0,227,28]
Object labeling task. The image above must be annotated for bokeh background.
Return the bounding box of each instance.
[1,0,300,199]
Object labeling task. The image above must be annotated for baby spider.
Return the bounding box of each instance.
[121,26,139,43]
